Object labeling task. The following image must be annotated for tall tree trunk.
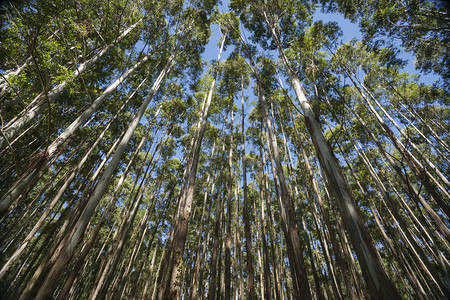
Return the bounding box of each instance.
[191,158,216,299]
[162,33,227,300]
[240,34,311,298]
[259,84,311,300]
[339,64,450,210]
[262,11,401,300]
[241,75,256,300]
[260,135,282,300]
[20,51,175,300]
[352,139,449,297]
[327,89,450,239]
[207,179,225,300]
[90,132,165,300]
[0,55,152,217]
[225,107,234,300]
[0,91,133,279]
[257,165,272,300]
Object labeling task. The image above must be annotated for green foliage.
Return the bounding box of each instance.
[323,0,449,85]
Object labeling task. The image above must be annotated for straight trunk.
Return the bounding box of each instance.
[259,86,311,300]
[191,164,216,299]
[241,75,256,300]
[225,108,234,300]
[0,56,151,217]
[240,35,311,298]
[263,12,400,300]
[163,33,227,300]
[340,66,450,210]
[208,171,226,300]
[0,93,132,279]
[20,52,175,300]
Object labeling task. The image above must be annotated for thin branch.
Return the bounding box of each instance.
[0,73,27,109]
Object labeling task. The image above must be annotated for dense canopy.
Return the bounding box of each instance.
[0,0,448,299]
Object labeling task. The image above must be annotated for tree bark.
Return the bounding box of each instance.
[20,51,175,300]
[225,107,234,300]
[262,11,401,299]
[162,33,227,300]
[241,75,256,300]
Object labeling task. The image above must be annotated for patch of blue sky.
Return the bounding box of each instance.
[203,2,440,85]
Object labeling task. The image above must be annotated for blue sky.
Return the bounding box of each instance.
[202,3,440,85]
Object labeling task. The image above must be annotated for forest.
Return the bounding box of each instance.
[0,0,448,299]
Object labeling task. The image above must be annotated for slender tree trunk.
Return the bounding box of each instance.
[241,75,256,300]
[391,103,449,163]
[232,184,242,300]
[208,173,226,300]
[261,144,282,300]
[0,55,151,217]
[239,35,311,297]
[393,95,450,153]
[225,108,234,300]
[339,65,450,209]
[370,201,427,299]
[358,72,449,189]
[262,11,400,299]
[20,51,175,300]
[257,168,272,300]
[90,133,164,300]
[162,33,227,300]
[327,89,450,238]
[0,92,133,279]
[259,85,311,300]
[353,139,449,297]
[191,160,216,299]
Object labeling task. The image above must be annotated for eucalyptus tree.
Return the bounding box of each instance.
[231,0,402,298]
[0,1,216,299]
[160,34,224,299]
[21,49,177,300]
[323,41,450,298]
[216,50,250,299]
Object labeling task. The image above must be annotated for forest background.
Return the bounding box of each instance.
[0,0,448,299]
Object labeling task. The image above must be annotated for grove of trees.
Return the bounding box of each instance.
[0,0,448,299]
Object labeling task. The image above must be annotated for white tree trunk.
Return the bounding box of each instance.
[21,51,175,300]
